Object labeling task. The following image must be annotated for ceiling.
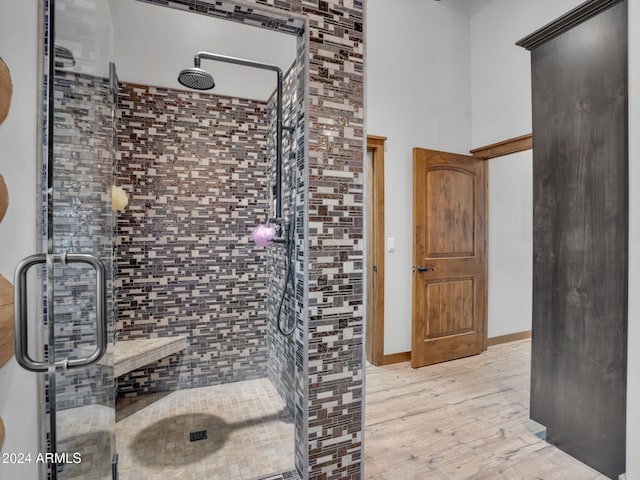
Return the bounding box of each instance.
[109,0,298,101]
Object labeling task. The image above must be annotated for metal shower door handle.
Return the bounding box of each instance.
[14,253,108,372]
[14,254,48,372]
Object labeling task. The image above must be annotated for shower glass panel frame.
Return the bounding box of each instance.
[30,0,117,478]
[30,0,309,478]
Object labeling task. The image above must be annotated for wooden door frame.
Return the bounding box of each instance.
[366,135,386,366]
[382,134,533,367]
[470,133,532,160]
[470,133,533,350]
[407,134,533,363]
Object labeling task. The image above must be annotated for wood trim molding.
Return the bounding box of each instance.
[366,135,386,366]
[487,330,532,347]
[470,134,532,160]
[380,331,531,364]
[482,161,489,351]
[380,331,532,363]
[516,0,624,50]
[383,351,411,365]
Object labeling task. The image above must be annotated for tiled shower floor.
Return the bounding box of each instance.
[55,378,295,480]
[57,404,114,480]
[115,378,295,480]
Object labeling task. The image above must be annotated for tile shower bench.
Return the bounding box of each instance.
[111,336,187,377]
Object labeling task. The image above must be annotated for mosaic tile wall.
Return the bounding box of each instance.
[137,1,366,479]
[259,470,302,480]
[266,58,305,421]
[115,82,272,395]
[137,0,305,35]
[52,70,116,411]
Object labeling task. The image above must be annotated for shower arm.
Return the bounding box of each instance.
[195,52,289,223]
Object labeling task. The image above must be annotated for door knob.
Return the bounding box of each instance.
[417,266,434,273]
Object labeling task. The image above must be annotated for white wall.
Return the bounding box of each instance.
[366,0,471,355]
[487,151,532,338]
[0,1,40,479]
[470,0,585,147]
[627,1,639,478]
[469,0,584,340]
[109,0,297,101]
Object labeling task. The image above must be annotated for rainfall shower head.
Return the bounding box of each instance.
[177,67,215,90]
[54,44,76,69]
[178,57,215,90]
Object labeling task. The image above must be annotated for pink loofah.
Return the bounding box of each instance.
[249,224,277,246]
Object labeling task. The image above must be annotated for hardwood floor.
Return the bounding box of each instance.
[364,340,608,479]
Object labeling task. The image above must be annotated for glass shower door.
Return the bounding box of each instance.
[46,1,116,478]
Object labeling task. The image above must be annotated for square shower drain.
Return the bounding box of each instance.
[189,430,208,442]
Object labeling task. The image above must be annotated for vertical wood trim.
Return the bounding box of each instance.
[367,135,386,366]
[482,160,489,351]
[411,149,424,366]
[365,147,374,364]
[470,136,532,353]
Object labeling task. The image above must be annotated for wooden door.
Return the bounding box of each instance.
[411,148,487,368]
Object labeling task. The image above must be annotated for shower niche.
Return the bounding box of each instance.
[47,0,306,478]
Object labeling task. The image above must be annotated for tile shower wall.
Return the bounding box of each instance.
[47,0,364,477]
[136,1,365,478]
[116,83,272,395]
[266,58,305,417]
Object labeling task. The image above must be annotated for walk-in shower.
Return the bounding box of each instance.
[178,51,297,337]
